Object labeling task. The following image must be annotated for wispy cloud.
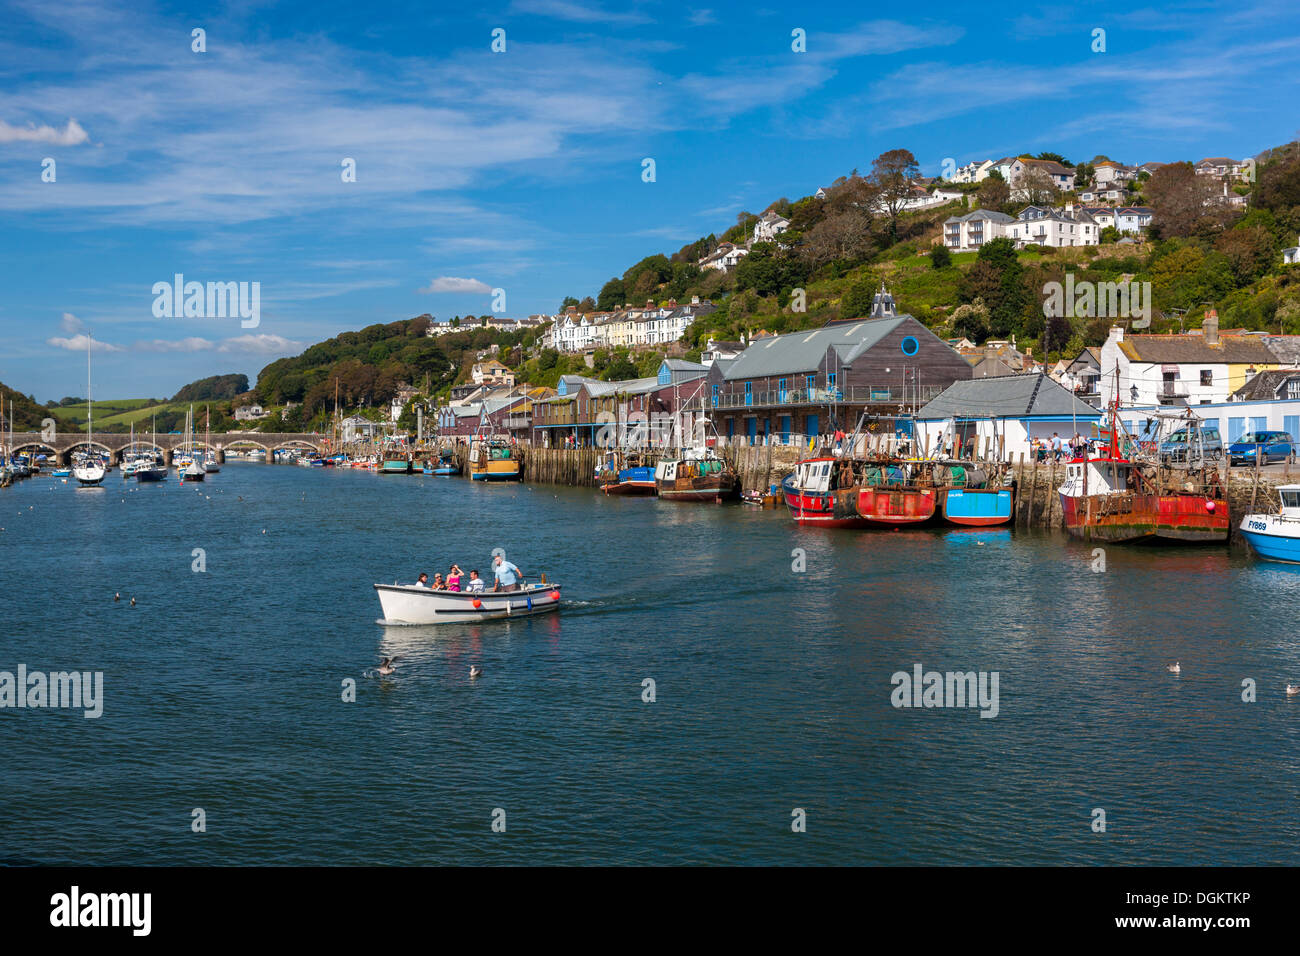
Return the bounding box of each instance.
[135,337,216,353]
[508,0,651,25]
[419,277,492,294]
[0,117,89,145]
[47,332,123,353]
[216,334,303,354]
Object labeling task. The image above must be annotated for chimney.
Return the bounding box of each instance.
[1065,202,1075,216]
[1204,309,1219,346]
[646,299,654,308]
[1107,325,1125,345]
[691,295,700,305]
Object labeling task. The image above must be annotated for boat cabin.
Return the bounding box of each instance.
[792,457,837,493]
[1060,455,1135,497]
[1279,485,1300,518]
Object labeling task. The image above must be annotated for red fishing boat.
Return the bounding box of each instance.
[781,456,869,527]
[1058,405,1228,543]
[852,461,937,527]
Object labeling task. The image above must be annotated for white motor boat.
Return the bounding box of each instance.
[373,582,562,624]
[72,452,106,486]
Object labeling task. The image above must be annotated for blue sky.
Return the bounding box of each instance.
[2,0,1299,401]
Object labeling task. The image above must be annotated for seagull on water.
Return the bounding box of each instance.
[114,592,120,602]
[1287,684,1300,696]
[130,597,136,607]
[375,656,401,676]
[469,665,483,679]
[1167,662,1181,674]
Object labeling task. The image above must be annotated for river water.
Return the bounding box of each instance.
[2,461,1298,865]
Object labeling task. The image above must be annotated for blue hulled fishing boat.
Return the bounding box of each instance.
[1240,485,1300,564]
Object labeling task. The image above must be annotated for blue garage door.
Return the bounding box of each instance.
[1284,416,1300,443]
[779,415,791,445]
[747,417,757,443]
[806,413,819,441]
[1250,416,1268,437]
[1228,417,1246,442]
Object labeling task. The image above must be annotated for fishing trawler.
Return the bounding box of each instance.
[854,460,938,527]
[469,438,522,481]
[933,462,1014,527]
[1058,404,1228,543]
[654,447,737,502]
[1240,485,1300,563]
[597,451,656,496]
[782,455,869,527]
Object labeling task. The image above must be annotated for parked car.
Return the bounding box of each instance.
[1159,426,1223,462]
[1229,431,1295,466]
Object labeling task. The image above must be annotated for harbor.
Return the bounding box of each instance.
[3,455,1300,866]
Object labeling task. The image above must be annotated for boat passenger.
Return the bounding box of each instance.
[492,555,523,592]
[466,570,485,593]
[415,572,430,588]
[432,573,446,590]
[447,565,463,591]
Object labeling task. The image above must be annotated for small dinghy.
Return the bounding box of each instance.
[373,581,562,624]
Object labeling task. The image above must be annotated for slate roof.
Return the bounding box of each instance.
[917,373,1101,420]
[722,317,907,380]
[1263,335,1300,365]
[1231,369,1300,401]
[1118,334,1281,364]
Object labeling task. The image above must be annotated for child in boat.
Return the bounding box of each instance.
[447,565,463,591]
[466,570,485,592]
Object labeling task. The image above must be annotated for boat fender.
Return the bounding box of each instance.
[472,599,482,609]
[526,597,533,610]
[1206,500,1216,512]
[550,590,560,600]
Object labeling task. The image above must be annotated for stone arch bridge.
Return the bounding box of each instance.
[4,432,326,466]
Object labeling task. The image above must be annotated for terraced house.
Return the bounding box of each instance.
[703,288,973,446]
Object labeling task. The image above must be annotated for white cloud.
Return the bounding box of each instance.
[216,334,303,354]
[0,117,89,145]
[47,333,123,353]
[60,311,82,333]
[135,337,215,353]
[419,277,492,294]
[509,0,651,24]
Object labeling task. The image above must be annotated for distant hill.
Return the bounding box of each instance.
[172,373,250,403]
[0,382,48,431]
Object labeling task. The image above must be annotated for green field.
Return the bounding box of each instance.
[52,400,197,431]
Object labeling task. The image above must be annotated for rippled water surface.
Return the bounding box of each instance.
[2,462,1298,865]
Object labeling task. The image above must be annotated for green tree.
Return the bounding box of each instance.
[929,245,952,269]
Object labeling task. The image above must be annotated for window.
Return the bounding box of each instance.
[806,375,815,393]
[778,378,788,402]
[1200,370,1212,386]
[711,385,719,408]
[1287,379,1300,400]
[744,381,752,406]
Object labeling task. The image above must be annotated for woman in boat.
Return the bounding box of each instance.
[446,565,463,591]
[415,572,430,588]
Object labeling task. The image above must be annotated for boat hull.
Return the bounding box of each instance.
[940,487,1014,527]
[374,583,561,624]
[470,462,521,481]
[1059,492,1229,543]
[1239,514,1300,563]
[782,484,869,527]
[381,460,411,474]
[135,467,167,482]
[656,479,736,502]
[856,486,937,527]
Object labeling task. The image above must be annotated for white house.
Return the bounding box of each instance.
[699,242,748,272]
[753,210,791,241]
[234,404,266,421]
[914,373,1102,461]
[1007,204,1099,247]
[340,415,382,442]
[1098,319,1283,408]
[1284,235,1300,266]
[942,209,1015,252]
[991,157,1077,198]
[1115,206,1153,234]
[1092,161,1135,185]
[950,159,993,183]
